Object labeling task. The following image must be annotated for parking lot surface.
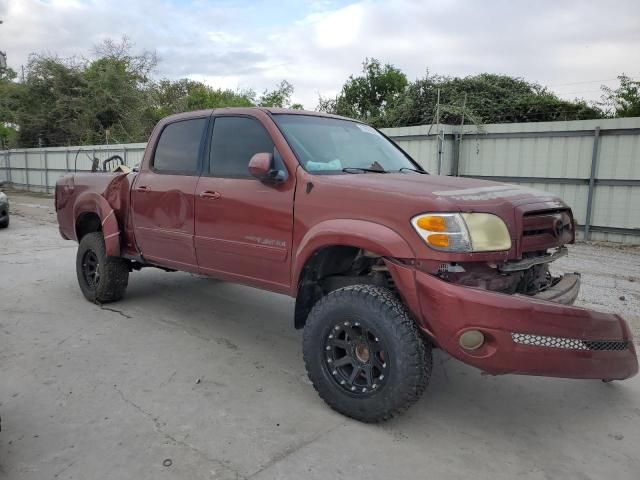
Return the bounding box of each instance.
[1,192,639,479]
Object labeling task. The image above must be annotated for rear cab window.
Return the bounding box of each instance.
[152,118,208,174]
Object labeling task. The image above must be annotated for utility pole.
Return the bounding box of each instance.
[460,92,467,131]
[435,89,445,175]
[435,88,441,134]
[452,92,467,177]
[0,20,6,72]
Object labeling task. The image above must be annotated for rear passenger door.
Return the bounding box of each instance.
[131,117,208,272]
[194,115,295,292]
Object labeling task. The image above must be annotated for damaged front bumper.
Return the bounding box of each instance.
[533,272,581,305]
[386,260,638,381]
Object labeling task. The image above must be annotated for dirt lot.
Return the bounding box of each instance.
[1,191,639,480]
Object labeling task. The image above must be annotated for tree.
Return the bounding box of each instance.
[13,54,87,147]
[81,39,158,144]
[0,66,19,148]
[258,80,304,108]
[323,58,407,126]
[387,73,603,127]
[149,79,255,119]
[5,37,160,147]
[3,37,290,147]
[321,59,604,128]
[599,75,640,117]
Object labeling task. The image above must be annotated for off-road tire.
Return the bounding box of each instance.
[303,284,431,423]
[76,232,129,303]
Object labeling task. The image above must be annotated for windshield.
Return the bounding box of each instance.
[273,114,423,173]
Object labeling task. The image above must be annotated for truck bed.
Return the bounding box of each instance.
[56,172,136,252]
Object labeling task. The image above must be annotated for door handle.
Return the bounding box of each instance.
[136,185,151,193]
[199,191,221,200]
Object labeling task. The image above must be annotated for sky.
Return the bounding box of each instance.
[1,0,639,109]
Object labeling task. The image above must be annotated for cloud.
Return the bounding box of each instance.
[2,0,639,109]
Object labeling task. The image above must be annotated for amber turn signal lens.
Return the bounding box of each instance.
[427,233,450,248]
[416,215,447,232]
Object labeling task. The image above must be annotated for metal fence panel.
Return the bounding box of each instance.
[1,119,638,244]
[382,117,640,244]
[598,133,640,179]
[0,144,147,193]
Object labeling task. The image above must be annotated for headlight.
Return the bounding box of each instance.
[411,213,511,252]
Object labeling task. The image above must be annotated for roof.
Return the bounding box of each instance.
[258,107,354,122]
[160,107,357,124]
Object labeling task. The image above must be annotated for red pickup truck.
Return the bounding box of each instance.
[56,108,638,422]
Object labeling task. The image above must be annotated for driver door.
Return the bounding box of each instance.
[194,115,295,292]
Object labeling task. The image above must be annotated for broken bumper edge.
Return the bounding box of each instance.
[533,273,580,305]
[412,269,638,380]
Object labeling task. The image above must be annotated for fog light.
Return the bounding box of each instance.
[459,330,485,350]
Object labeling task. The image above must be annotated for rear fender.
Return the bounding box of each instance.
[73,192,121,257]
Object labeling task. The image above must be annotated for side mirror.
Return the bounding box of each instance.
[248,152,287,183]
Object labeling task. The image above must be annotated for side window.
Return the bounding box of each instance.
[153,118,207,173]
[209,117,275,177]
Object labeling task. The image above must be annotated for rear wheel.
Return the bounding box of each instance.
[76,232,129,303]
[303,284,431,423]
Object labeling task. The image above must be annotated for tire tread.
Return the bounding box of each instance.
[303,284,431,423]
[76,232,129,303]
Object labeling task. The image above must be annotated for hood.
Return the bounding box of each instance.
[316,173,568,213]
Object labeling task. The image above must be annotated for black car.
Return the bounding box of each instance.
[0,191,9,228]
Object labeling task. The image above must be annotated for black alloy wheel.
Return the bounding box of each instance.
[82,250,101,290]
[324,320,389,395]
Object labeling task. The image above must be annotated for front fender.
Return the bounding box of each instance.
[293,218,415,288]
[73,191,121,257]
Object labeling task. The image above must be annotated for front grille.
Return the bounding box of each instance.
[521,209,574,252]
[511,333,629,351]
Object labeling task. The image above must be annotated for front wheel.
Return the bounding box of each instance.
[76,232,129,303]
[303,285,431,423]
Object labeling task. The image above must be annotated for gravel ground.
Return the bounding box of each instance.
[1,190,639,480]
[552,244,640,345]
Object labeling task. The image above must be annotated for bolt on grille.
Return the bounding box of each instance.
[511,333,629,351]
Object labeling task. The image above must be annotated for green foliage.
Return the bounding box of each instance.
[320,61,606,128]
[80,39,158,144]
[0,66,19,148]
[149,78,255,121]
[328,58,408,126]
[3,44,636,149]
[599,75,640,117]
[14,55,87,147]
[2,38,300,147]
[258,80,296,108]
[386,73,602,127]
[5,38,159,147]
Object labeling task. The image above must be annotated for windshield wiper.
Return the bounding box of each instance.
[342,167,388,174]
[398,167,428,174]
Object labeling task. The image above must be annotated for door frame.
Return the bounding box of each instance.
[130,114,213,271]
